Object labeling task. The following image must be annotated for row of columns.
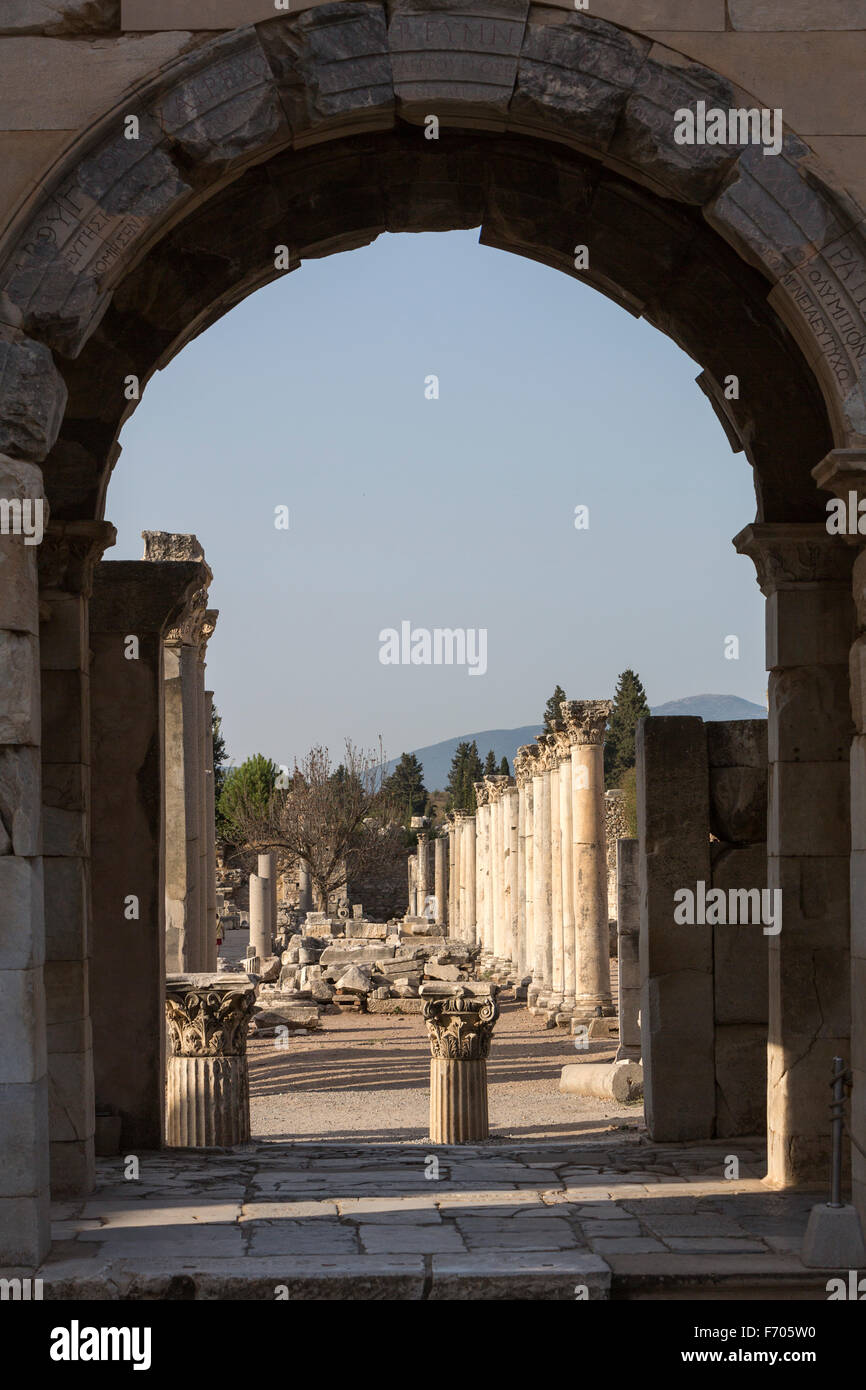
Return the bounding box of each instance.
[446,700,613,1024]
[408,829,450,927]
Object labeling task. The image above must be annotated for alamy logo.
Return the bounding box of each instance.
[0,496,44,545]
[674,101,783,157]
[379,621,487,676]
[50,1320,151,1371]
[673,881,781,935]
[0,1277,43,1300]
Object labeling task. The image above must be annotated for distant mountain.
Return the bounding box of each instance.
[390,695,767,792]
[650,694,767,722]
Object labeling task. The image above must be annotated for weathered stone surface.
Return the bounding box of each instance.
[0,1,118,34]
[0,117,190,358]
[320,944,394,964]
[153,28,289,171]
[711,843,769,1026]
[388,0,527,127]
[0,334,67,461]
[610,44,739,204]
[258,4,394,143]
[715,1023,767,1138]
[709,765,767,843]
[706,719,767,770]
[0,630,40,745]
[424,962,463,981]
[512,12,648,151]
[336,965,373,994]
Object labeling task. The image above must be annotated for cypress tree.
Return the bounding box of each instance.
[604,670,651,789]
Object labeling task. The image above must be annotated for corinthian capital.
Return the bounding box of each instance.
[513,744,540,786]
[561,699,612,745]
[423,987,500,1060]
[165,974,257,1057]
[474,781,491,806]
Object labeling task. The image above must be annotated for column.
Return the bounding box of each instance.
[549,743,564,1012]
[249,866,270,962]
[165,972,256,1146]
[515,769,528,976]
[259,852,276,954]
[204,690,218,969]
[417,831,429,918]
[298,858,312,914]
[0,456,49,1262]
[534,738,555,1008]
[434,833,447,929]
[144,533,213,974]
[615,838,641,1062]
[563,700,614,1021]
[736,522,854,1187]
[90,555,209,1151]
[463,812,476,944]
[407,853,417,917]
[473,785,489,951]
[40,519,115,1197]
[528,762,545,1006]
[557,729,576,1014]
[447,819,459,933]
[196,614,218,969]
[489,781,504,958]
[424,986,500,1142]
[505,784,519,965]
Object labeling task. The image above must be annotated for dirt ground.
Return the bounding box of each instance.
[248,1000,642,1143]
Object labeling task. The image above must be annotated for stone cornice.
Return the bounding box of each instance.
[733,522,854,593]
[38,520,116,596]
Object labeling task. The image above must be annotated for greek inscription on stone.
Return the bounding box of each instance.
[780,269,858,388]
[394,52,516,86]
[163,56,266,127]
[390,15,523,55]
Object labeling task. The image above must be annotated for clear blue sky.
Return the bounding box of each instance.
[108,229,765,770]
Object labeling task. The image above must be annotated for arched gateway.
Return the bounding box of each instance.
[1,2,865,1266]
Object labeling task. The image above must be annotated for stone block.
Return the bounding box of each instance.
[643,972,715,1141]
[0,112,191,357]
[320,944,394,964]
[706,718,767,769]
[766,588,853,669]
[711,845,769,1025]
[511,11,647,152]
[50,1137,95,1196]
[714,1023,767,1138]
[769,666,853,761]
[43,959,88,1025]
[152,28,289,172]
[609,41,739,204]
[0,1076,48,1196]
[768,762,850,858]
[0,333,67,463]
[388,0,527,128]
[0,856,43,969]
[259,4,394,144]
[0,2,118,35]
[0,745,41,855]
[0,630,40,746]
[0,967,46,1084]
[47,1048,94,1143]
[0,1192,50,1267]
[709,765,766,843]
[42,857,88,959]
[0,457,43,633]
[729,0,866,28]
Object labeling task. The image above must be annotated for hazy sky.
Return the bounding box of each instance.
[107,229,765,770]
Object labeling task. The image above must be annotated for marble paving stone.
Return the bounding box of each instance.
[358,1223,467,1254]
[247,1220,359,1256]
[588,1236,668,1254]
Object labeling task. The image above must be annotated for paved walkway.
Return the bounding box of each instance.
[34,1138,829,1299]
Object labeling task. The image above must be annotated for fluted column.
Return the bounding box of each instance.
[515,766,528,976]
[196,613,218,970]
[557,730,576,1014]
[533,736,555,1009]
[447,819,459,936]
[424,987,500,1143]
[505,784,519,965]
[487,779,504,958]
[407,853,417,916]
[204,690,218,970]
[165,973,256,1147]
[417,831,429,918]
[463,813,476,943]
[474,784,490,951]
[548,735,564,1012]
[563,700,614,1021]
[434,834,447,928]
[528,764,544,1006]
[615,838,641,1062]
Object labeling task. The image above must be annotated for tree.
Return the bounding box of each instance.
[498,755,510,777]
[604,669,651,788]
[218,753,278,842]
[227,740,394,909]
[483,748,497,776]
[543,683,567,733]
[385,752,428,825]
[212,704,228,811]
[445,739,484,813]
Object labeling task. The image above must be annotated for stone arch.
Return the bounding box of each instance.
[2,3,866,1266]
